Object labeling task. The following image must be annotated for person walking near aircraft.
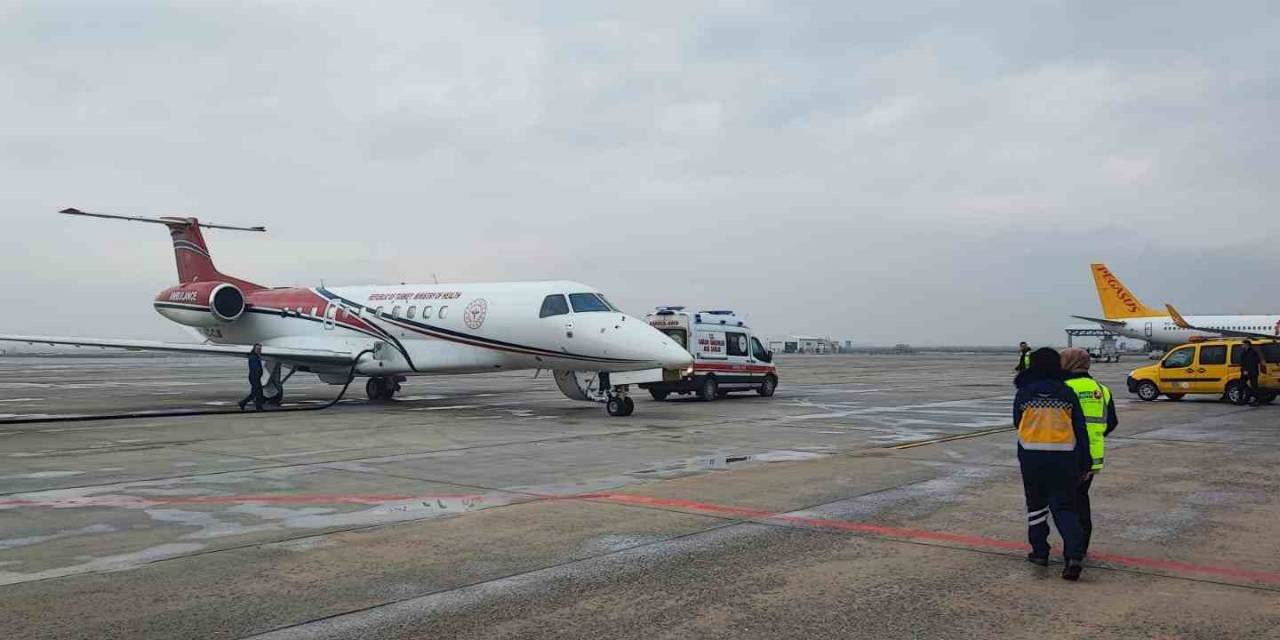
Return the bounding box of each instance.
[1014,347,1091,581]
[1015,342,1032,373]
[238,344,266,411]
[1060,347,1117,557]
[1238,340,1267,406]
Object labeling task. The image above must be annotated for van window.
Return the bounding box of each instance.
[568,293,611,313]
[1199,345,1227,365]
[540,295,570,318]
[725,332,749,357]
[1162,347,1195,369]
[1231,345,1243,365]
[1261,344,1280,362]
[751,337,771,361]
[661,329,688,349]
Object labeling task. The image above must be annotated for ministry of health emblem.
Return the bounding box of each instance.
[464,298,488,330]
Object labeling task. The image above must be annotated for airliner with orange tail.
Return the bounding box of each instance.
[1073,263,1280,345]
[0,209,692,416]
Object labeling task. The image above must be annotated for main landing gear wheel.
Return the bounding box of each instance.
[266,391,284,407]
[366,377,399,401]
[648,389,669,401]
[606,396,635,417]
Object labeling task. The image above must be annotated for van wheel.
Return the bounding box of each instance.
[1259,392,1277,405]
[648,389,669,401]
[1166,393,1185,401]
[758,375,777,397]
[1135,381,1160,402]
[1225,381,1245,405]
[697,376,718,402]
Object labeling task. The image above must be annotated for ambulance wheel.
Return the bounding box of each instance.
[648,389,669,401]
[1165,393,1184,401]
[758,375,777,397]
[1225,381,1245,405]
[1135,381,1160,402]
[606,396,630,417]
[697,376,718,402]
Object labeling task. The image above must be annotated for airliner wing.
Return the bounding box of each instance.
[1165,305,1273,340]
[1070,315,1127,329]
[0,335,355,366]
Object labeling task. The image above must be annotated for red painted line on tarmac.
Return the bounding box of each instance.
[576,493,1280,585]
[5,490,1280,585]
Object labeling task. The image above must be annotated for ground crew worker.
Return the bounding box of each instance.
[1015,342,1032,373]
[1238,340,1267,406]
[238,343,266,411]
[1060,347,1117,557]
[1014,347,1091,581]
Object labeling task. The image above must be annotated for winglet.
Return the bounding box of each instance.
[1166,304,1191,329]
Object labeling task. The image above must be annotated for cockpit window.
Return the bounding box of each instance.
[594,294,618,312]
[569,293,612,313]
[539,294,570,318]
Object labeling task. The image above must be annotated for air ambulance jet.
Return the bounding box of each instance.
[1073,263,1280,346]
[0,209,693,417]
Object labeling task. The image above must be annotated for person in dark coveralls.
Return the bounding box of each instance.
[1060,347,1118,557]
[1238,340,1268,406]
[1014,347,1092,580]
[238,343,266,411]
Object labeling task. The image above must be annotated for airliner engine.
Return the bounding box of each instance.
[153,282,245,327]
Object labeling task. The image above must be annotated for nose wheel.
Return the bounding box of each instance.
[605,388,635,417]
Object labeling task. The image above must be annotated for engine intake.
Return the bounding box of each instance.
[154,282,245,328]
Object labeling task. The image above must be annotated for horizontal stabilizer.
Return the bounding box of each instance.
[1164,305,1274,340]
[60,208,266,232]
[1070,315,1127,328]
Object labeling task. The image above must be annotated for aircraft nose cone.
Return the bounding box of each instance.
[657,338,694,370]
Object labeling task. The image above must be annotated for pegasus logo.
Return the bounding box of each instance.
[1097,266,1139,313]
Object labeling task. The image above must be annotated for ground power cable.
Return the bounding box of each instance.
[0,348,376,426]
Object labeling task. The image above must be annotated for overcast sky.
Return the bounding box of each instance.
[1,1,1277,346]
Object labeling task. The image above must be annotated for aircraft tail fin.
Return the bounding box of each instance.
[1090,263,1167,319]
[60,208,267,290]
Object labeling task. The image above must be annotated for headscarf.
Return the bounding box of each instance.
[1059,347,1091,374]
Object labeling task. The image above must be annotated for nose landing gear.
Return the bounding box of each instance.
[606,390,635,417]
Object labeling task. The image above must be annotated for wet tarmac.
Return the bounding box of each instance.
[1,353,1277,639]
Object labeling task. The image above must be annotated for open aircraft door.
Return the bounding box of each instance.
[1145,321,1153,338]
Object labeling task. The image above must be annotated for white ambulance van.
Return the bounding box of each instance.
[641,307,778,401]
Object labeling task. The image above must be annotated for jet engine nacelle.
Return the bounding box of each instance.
[553,370,604,402]
[153,282,246,328]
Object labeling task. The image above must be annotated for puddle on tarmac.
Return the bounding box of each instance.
[629,450,827,478]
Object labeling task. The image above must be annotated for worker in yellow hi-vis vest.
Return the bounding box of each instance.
[1060,347,1118,558]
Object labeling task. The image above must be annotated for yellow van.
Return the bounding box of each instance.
[1127,338,1280,403]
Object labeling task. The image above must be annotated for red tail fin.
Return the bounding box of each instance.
[162,217,265,290]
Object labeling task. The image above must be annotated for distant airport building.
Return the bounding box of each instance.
[767,336,843,354]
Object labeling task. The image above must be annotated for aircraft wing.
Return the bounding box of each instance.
[1070,315,1127,329]
[0,335,356,367]
[1165,305,1274,340]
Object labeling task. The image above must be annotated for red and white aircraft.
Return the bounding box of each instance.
[0,209,693,416]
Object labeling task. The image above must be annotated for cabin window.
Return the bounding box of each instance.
[422,305,432,320]
[439,306,448,319]
[376,306,385,318]
[407,306,416,320]
[392,306,402,318]
[540,294,570,318]
[568,292,611,313]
